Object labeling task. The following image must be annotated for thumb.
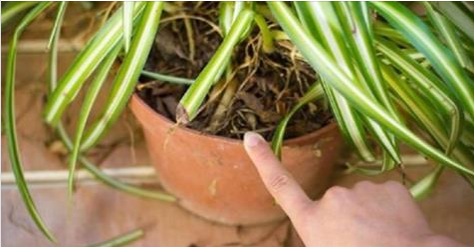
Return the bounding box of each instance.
[243,132,311,219]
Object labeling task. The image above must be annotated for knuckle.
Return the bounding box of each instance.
[320,186,350,209]
[324,186,348,200]
[268,174,290,192]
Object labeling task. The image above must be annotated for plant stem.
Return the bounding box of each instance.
[254,14,274,53]
[177,9,254,124]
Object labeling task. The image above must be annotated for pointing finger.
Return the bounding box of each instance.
[244,132,311,220]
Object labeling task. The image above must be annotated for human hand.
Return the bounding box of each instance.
[243,132,466,247]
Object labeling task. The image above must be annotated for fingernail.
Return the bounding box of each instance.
[244,132,264,147]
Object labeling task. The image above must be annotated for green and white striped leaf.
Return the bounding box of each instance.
[87,229,144,247]
[80,1,164,150]
[381,64,474,166]
[43,2,146,126]
[219,1,233,36]
[334,2,399,119]
[335,2,401,171]
[268,1,474,177]
[371,2,474,122]
[68,45,122,199]
[4,2,56,242]
[432,2,474,43]
[295,2,400,164]
[123,1,134,53]
[177,9,254,123]
[377,39,463,155]
[373,22,409,47]
[423,2,474,74]
[294,2,375,162]
[1,1,38,29]
[43,1,174,203]
[410,166,444,200]
[57,124,176,202]
[47,1,67,90]
[271,83,324,159]
[383,61,474,188]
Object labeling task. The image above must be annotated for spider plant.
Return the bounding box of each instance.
[3,1,474,243]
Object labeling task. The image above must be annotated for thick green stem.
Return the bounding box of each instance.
[177,9,254,124]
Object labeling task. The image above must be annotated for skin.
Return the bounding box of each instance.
[243,132,468,247]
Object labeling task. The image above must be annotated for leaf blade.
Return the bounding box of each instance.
[268,1,474,176]
[177,9,254,123]
[423,2,474,73]
[43,2,146,125]
[68,44,122,198]
[432,2,474,43]
[295,1,400,163]
[371,2,474,122]
[87,229,144,247]
[123,1,134,53]
[80,1,165,150]
[5,2,56,242]
[376,39,463,155]
[271,83,324,158]
[1,1,38,28]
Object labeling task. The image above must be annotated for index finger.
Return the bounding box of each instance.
[244,132,312,220]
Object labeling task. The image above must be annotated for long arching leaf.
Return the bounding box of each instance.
[410,166,444,200]
[268,1,474,177]
[47,1,67,90]
[371,2,474,122]
[334,2,401,171]
[295,2,400,164]
[81,1,164,150]
[43,2,146,126]
[383,62,474,190]
[334,2,399,119]
[271,83,324,158]
[377,39,463,155]
[380,64,474,166]
[86,229,144,247]
[57,124,176,202]
[431,2,474,43]
[295,2,376,162]
[1,1,38,29]
[45,2,174,203]
[4,2,56,242]
[423,2,474,74]
[68,45,122,199]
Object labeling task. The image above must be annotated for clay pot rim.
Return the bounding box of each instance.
[131,93,338,146]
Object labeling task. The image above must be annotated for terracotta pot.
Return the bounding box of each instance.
[130,94,343,225]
